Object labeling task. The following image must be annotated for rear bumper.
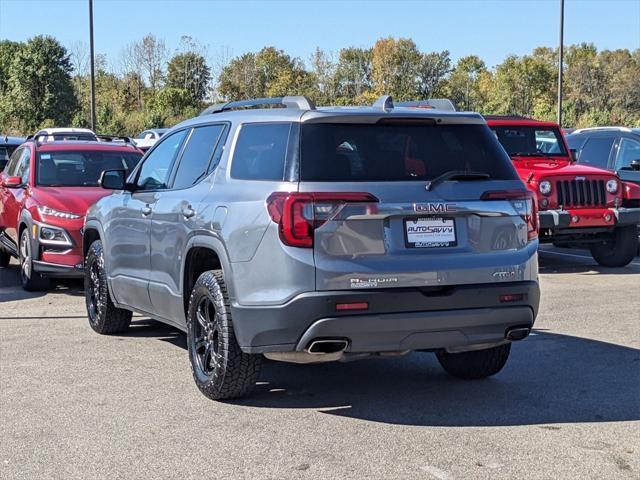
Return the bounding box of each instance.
[231,281,540,354]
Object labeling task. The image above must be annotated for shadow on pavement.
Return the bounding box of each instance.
[538,247,640,275]
[0,264,84,302]
[121,320,640,427]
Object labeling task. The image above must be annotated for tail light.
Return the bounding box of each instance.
[266,192,379,248]
[481,189,538,241]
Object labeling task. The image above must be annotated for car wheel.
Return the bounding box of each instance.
[0,248,10,268]
[187,270,261,400]
[436,343,511,379]
[84,239,132,334]
[19,229,50,291]
[589,225,637,267]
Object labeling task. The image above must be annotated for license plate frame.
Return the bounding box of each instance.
[404,217,457,248]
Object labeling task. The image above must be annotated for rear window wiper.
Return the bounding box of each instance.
[425,171,490,191]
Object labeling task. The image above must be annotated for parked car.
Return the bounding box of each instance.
[566,127,640,186]
[30,128,98,142]
[84,95,540,401]
[133,128,168,152]
[1,136,26,171]
[485,116,640,267]
[0,140,143,289]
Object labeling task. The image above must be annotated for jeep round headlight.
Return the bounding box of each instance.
[606,179,618,194]
[539,180,552,195]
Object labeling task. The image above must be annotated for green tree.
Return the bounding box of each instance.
[334,47,372,102]
[416,50,451,98]
[445,55,487,111]
[371,37,421,101]
[167,52,211,105]
[5,35,77,131]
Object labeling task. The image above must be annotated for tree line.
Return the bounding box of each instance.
[0,34,638,135]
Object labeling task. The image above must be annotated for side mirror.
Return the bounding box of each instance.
[569,149,578,162]
[631,159,640,171]
[99,169,127,190]
[1,176,23,188]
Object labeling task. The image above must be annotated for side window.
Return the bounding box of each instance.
[230,123,291,181]
[136,129,188,190]
[17,149,31,184]
[5,147,24,176]
[615,138,640,170]
[172,125,225,190]
[578,137,615,168]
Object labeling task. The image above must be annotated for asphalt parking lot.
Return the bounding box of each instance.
[1,247,639,480]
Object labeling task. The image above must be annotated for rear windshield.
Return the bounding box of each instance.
[490,126,568,157]
[37,150,142,187]
[300,123,517,182]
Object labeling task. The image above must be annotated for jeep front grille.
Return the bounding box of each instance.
[556,179,606,207]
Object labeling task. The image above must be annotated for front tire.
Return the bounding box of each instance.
[187,270,261,400]
[19,229,50,291]
[84,239,132,334]
[436,343,511,379]
[590,225,637,267]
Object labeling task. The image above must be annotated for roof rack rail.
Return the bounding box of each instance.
[372,95,394,111]
[572,126,633,134]
[200,96,316,116]
[396,99,456,112]
[482,114,532,121]
[96,134,136,145]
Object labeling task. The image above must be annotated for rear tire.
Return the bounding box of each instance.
[187,270,261,400]
[589,225,637,267]
[436,343,511,379]
[19,229,50,291]
[84,239,132,334]
[0,248,10,268]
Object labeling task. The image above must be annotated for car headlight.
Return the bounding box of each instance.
[606,179,618,194]
[40,226,71,244]
[37,206,81,219]
[539,180,552,195]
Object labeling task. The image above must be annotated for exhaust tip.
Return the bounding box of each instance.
[505,327,531,341]
[306,339,349,355]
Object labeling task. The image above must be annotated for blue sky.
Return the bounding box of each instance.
[1,0,639,70]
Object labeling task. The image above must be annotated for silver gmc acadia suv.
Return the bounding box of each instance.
[83,96,540,400]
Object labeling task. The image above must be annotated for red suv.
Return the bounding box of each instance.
[486,116,640,267]
[0,140,143,289]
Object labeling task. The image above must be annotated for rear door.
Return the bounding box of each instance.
[298,121,536,290]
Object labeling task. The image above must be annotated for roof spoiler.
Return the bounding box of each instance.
[200,96,316,116]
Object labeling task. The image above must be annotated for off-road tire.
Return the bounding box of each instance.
[84,240,132,334]
[0,248,10,268]
[187,270,261,400]
[19,229,50,291]
[436,343,511,379]
[589,225,637,267]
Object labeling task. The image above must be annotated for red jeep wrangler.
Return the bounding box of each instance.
[0,140,143,290]
[486,116,640,267]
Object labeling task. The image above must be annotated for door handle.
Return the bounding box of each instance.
[182,206,196,219]
[141,205,152,216]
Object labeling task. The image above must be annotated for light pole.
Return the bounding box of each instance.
[89,0,96,132]
[557,0,564,127]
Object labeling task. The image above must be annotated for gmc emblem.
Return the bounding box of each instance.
[413,203,457,213]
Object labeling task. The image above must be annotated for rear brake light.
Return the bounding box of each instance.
[266,192,379,248]
[482,189,538,241]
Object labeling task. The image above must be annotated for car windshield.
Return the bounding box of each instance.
[490,126,568,157]
[300,122,517,181]
[36,150,142,187]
